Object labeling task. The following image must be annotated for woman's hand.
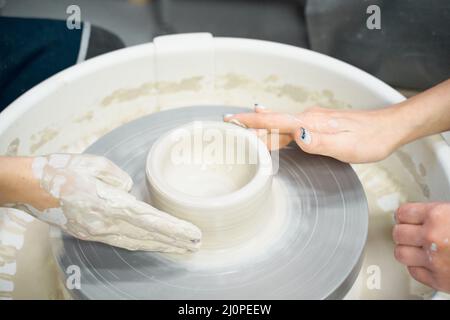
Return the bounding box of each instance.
[224,104,405,163]
[0,154,202,253]
[224,80,450,164]
[394,202,450,293]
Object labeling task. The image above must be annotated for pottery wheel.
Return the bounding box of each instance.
[54,106,368,299]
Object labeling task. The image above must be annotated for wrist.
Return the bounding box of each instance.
[391,80,450,146]
[0,157,30,204]
[370,104,410,157]
[0,156,58,210]
[383,101,423,150]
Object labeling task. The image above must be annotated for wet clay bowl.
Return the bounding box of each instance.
[146,121,273,247]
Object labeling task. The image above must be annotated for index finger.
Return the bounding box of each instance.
[224,112,303,134]
[113,197,202,243]
[225,110,343,134]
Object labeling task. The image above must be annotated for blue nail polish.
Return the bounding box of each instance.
[300,127,311,144]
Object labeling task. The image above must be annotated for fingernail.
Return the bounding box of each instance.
[223,113,234,120]
[224,114,247,128]
[300,127,311,144]
[254,103,266,110]
[229,118,247,129]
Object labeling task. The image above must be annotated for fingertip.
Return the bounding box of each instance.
[392,224,399,243]
[407,266,435,288]
[254,103,269,113]
[223,113,234,121]
[123,174,134,192]
[394,205,408,223]
[187,223,203,242]
[108,164,134,191]
[396,203,427,225]
[223,114,248,128]
[188,243,202,252]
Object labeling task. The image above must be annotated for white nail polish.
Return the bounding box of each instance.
[229,118,248,129]
[223,113,234,119]
[300,127,311,144]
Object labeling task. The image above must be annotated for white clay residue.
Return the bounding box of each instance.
[49,176,67,198]
[430,243,438,252]
[377,193,401,212]
[0,77,442,299]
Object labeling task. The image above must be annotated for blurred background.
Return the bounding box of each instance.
[0,0,449,111]
[0,0,309,47]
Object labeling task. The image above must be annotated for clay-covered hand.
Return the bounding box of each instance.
[6,154,202,253]
[224,104,404,163]
[393,202,450,293]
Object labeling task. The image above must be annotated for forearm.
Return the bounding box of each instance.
[395,79,450,146]
[0,156,57,210]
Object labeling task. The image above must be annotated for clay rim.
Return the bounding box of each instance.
[146,121,273,209]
